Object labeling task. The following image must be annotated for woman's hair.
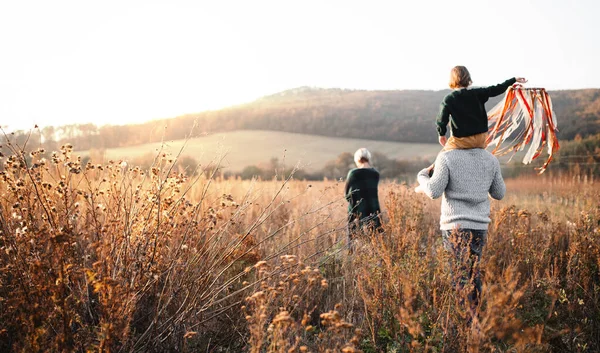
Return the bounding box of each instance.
[449,66,472,89]
[354,148,371,164]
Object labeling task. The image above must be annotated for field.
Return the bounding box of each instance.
[76,130,441,172]
[1,142,599,353]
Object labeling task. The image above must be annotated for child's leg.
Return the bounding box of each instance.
[423,133,488,179]
[444,132,488,151]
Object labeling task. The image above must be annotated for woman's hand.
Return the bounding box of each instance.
[515,77,527,83]
[426,163,435,177]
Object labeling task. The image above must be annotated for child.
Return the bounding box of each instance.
[414,66,527,187]
[436,66,527,150]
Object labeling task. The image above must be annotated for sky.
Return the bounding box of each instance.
[1,0,599,131]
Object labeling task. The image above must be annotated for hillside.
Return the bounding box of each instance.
[82,130,440,172]
[177,87,600,143]
[18,87,600,151]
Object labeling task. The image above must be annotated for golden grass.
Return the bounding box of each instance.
[1,138,598,352]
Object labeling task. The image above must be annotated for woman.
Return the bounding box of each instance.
[345,148,382,242]
[415,148,505,317]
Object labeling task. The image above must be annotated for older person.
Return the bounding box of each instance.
[345,148,382,241]
[416,148,505,316]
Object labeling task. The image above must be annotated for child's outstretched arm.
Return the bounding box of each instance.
[479,77,527,99]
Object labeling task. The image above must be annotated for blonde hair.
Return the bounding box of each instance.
[449,66,472,89]
[354,148,371,165]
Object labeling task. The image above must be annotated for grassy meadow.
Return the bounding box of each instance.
[76,130,441,172]
[1,141,599,353]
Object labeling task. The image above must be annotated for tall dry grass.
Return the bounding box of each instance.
[1,137,598,352]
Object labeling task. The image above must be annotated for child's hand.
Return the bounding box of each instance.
[438,136,447,147]
[515,77,527,83]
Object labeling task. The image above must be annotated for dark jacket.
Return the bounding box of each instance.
[345,168,381,231]
[436,78,517,137]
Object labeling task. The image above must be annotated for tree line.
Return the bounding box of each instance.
[2,133,598,181]
[6,87,600,151]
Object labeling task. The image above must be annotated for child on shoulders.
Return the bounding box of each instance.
[436,66,527,150]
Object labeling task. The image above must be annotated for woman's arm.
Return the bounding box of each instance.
[417,154,449,199]
[344,171,354,201]
[489,160,506,200]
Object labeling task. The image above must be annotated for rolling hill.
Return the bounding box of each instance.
[85,130,440,172]
[50,87,600,153]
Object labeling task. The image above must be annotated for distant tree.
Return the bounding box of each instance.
[176,155,199,176]
[41,126,59,152]
[322,152,354,180]
[240,165,263,179]
[22,87,600,151]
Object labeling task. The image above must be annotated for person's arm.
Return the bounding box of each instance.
[489,159,506,200]
[417,154,449,199]
[344,171,354,201]
[435,102,450,138]
[478,77,517,99]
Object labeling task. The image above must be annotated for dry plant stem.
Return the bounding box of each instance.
[1,133,598,353]
[202,172,297,292]
[202,224,346,318]
[197,224,348,329]
[130,143,242,351]
[1,129,56,231]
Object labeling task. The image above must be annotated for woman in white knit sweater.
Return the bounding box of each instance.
[416,148,505,317]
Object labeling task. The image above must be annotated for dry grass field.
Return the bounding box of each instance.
[76,130,441,172]
[1,141,598,352]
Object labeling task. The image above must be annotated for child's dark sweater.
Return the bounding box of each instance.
[436,78,516,138]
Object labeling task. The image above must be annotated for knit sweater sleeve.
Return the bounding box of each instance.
[477,77,517,100]
[417,154,449,200]
[489,158,506,200]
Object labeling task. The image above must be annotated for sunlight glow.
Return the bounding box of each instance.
[1,0,599,131]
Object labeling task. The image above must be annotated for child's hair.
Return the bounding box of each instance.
[449,66,472,89]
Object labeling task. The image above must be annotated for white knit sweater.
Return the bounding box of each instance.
[417,149,505,230]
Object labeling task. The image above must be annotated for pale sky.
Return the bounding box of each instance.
[1,0,599,131]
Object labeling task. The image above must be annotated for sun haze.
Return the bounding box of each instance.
[1,0,599,131]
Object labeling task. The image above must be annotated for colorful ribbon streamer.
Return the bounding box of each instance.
[486,85,559,174]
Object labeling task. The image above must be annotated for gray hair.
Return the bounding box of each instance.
[354,148,372,164]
